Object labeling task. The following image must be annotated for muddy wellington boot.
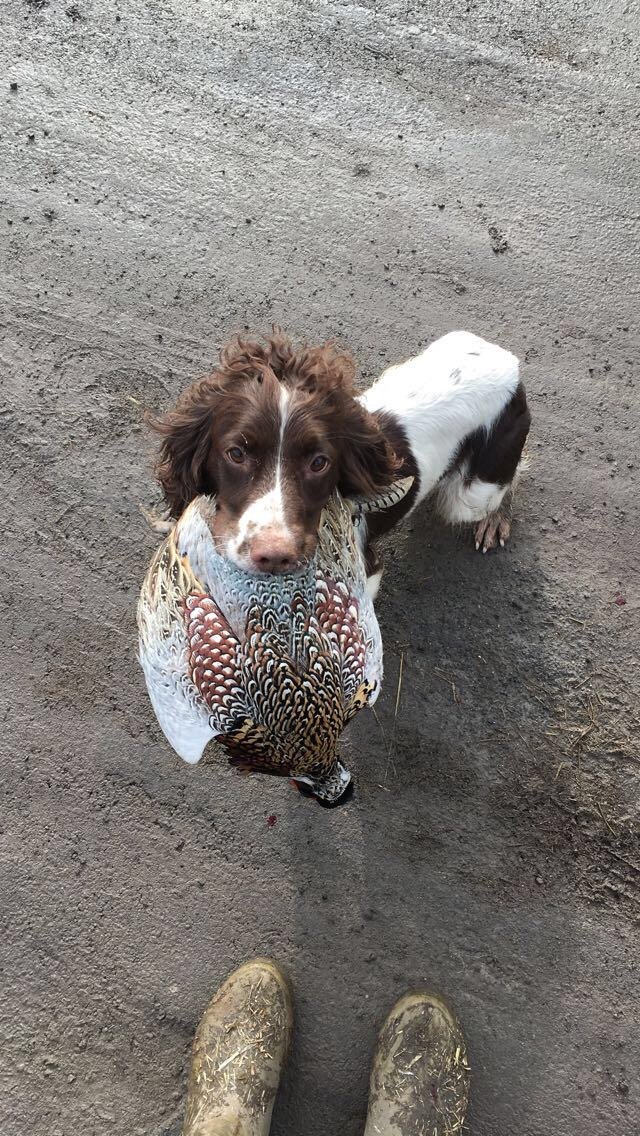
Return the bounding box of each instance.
[363,992,470,1136]
[182,959,293,1136]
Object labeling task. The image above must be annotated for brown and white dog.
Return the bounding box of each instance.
[152,329,530,594]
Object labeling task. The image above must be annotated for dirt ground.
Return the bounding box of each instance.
[1,2,638,1134]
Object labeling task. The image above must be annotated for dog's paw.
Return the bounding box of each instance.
[474,511,511,553]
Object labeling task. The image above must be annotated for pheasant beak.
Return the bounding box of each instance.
[316,779,354,808]
[290,761,353,807]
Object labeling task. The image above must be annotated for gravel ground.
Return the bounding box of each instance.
[1,3,638,1134]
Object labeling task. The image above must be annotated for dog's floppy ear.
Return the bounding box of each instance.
[338,402,401,498]
[150,378,218,518]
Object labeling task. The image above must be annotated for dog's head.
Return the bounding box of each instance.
[152,330,399,573]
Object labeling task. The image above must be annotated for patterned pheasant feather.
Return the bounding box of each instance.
[137,482,412,802]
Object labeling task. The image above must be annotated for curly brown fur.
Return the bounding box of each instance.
[150,328,399,573]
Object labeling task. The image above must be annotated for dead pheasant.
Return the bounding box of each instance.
[137,481,412,804]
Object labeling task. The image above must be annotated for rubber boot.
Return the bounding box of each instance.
[182,958,292,1136]
[363,992,470,1136]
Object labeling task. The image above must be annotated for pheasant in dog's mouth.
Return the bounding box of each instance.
[137,479,412,804]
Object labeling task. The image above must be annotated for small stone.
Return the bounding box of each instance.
[617,1079,629,1095]
[488,224,509,254]
[535,875,543,885]
[10,81,19,92]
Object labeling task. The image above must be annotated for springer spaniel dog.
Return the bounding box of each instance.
[152,329,530,595]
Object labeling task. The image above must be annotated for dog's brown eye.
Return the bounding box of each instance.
[309,454,330,474]
[227,446,245,464]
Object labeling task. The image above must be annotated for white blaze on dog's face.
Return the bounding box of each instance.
[224,386,303,572]
[153,332,401,574]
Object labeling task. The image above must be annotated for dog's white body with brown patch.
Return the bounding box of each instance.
[360,330,521,524]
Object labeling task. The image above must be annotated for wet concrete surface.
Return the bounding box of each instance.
[1,2,638,1134]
